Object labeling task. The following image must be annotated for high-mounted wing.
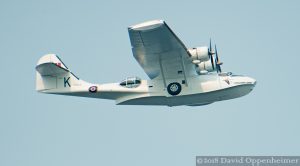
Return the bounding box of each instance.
[128,20,197,86]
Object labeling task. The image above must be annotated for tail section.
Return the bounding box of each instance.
[36,54,87,93]
[36,54,125,101]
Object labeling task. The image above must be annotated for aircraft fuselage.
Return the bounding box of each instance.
[44,72,256,106]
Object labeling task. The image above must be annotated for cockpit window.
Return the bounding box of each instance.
[119,77,141,88]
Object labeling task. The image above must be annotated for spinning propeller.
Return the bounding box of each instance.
[208,39,215,70]
[214,44,223,73]
[208,39,223,73]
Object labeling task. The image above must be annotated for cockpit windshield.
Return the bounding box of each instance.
[119,77,141,88]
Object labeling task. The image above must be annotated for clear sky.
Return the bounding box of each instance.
[1,0,300,165]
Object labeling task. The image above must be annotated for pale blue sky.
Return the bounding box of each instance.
[1,0,300,166]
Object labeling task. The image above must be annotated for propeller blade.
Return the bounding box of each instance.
[218,64,222,73]
[215,44,222,73]
[215,44,218,57]
[209,38,212,53]
[215,55,220,73]
[208,38,215,57]
[210,53,215,70]
[208,39,215,70]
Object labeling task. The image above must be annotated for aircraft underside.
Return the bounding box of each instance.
[117,83,255,106]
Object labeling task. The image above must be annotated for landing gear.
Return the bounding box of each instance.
[167,82,181,96]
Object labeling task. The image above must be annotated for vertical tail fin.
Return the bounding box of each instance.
[35,54,84,93]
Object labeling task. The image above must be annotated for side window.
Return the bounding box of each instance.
[120,81,126,86]
[127,79,135,85]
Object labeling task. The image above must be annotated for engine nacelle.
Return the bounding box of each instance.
[188,46,209,62]
[195,60,216,75]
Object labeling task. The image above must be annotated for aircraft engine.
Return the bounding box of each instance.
[188,46,209,62]
[195,59,216,75]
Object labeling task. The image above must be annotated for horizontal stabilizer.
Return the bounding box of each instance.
[36,54,69,76]
[36,62,69,76]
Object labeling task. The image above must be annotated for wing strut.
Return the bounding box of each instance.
[158,55,167,88]
[180,54,188,87]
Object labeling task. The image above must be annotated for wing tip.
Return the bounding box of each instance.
[128,19,165,31]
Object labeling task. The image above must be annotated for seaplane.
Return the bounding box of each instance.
[35,20,256,106]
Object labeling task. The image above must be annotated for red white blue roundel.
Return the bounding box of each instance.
[89,86,97,93]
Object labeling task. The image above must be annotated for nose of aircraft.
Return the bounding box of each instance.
[246,77,257,88]
[249,77,257,86]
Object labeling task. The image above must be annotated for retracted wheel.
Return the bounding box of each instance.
[167,82,181,96]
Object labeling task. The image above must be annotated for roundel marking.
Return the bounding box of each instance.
[89,86,97,93]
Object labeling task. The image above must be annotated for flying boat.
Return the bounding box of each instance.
[35,20,256,106]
